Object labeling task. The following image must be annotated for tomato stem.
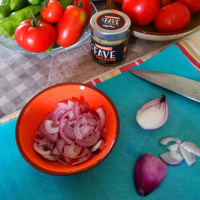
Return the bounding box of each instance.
[74,1,84,8]
[42,0,49,8]
[160,0,165,7]
[30,10,40,27]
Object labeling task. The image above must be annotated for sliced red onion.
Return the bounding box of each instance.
[38,122,58,142]
[160,150,184,166]
[160,136,181,145]
[96,107,106,130]
[34,138,50,146]
[167,143,179,152]
[179,145,196,166]
[56,138,65,154]
[80,103,88,112]
[62,122,76,140]
[59,112,73,144]
[63,143,82,159]
[52,147,61,156]
[67,100,74,108]
[76,130,101,147]
[136,95,168,130]
[74,117,91,140]
[49,102,71,126]
[58,102,70,110]
[34,100,106,165]
[72,154,91,165]
[72,149,92,165]
[44,120,59,134]
[91,139,104,152]
[134,154,167,196]
[180,141,200,157]
[33,143,56,161]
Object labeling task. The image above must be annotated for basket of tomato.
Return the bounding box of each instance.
[107,0,200,41]
[0,0,97,53]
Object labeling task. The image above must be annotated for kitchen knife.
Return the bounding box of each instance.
[129,70,200,103]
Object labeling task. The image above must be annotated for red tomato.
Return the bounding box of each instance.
[122,0,160,26]
[154,2,191,32]
[14,19,56,53]
[40,0,63,23]
[72,0,91,26]
[113,0,123,5]
[162,0,173,5]
[56,5,86,47]
[176,0,200,14]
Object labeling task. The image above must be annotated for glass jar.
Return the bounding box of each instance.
[90,9,131,65]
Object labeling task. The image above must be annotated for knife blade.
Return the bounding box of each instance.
[129,70,200,103]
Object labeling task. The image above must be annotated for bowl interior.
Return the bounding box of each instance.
[107,0,200,35]
[16,83,119,175]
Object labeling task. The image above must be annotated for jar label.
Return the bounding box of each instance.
[96,12,126,31]
[91,37,127,65]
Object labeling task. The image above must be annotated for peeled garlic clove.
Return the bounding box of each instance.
[136,95,168,130]
[134,153,167,196]
[179,145,196,166]
[180,141,200,157]
[160,150,184,166]
[160,137,181,146]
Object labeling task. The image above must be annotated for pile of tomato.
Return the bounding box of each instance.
[14,0,91,53]
[114,0,200,33]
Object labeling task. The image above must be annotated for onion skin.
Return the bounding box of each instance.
[134,154,167,196]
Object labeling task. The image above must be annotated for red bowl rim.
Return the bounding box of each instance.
[15,82,120,176]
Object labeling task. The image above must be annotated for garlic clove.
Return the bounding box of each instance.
[136,95,168,130]
[179,145,196,166]
[134,153,167,196]
[160,150,184,166]
[160,136,181,146]
[180,141,200,157]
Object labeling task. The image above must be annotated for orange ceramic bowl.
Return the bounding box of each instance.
[16,83,119,175]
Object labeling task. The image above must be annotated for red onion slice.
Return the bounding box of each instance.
[72,149,92,165]
[91,139,104,152]
[52,147,61,156]
[63,143,82,159]
[76,130,101,147]
[62,122,76,140]
[96,107,106,130]
[56,138,65,154]
[59,112,74,144]
[38,122,58,142]
[160,137,181,145]
[72,154,91,165]
[136,95,168,130]
[180,141,200,157]
[179,145,196,166]
[160,150,184,166]
[167,143,179,152]
[44,120,59,134]
[33,143,56,161]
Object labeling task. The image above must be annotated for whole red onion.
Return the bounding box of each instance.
[134,153,167,196]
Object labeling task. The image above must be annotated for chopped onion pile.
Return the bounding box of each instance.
[33,100,106,165]
[159,137,200,166]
